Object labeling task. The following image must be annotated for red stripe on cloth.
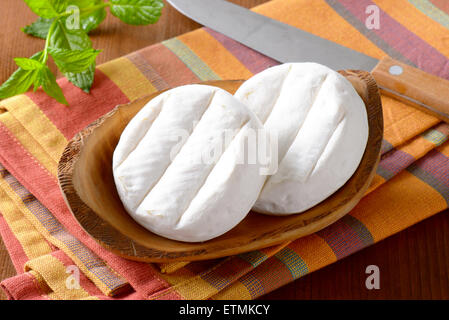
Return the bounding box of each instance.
[337,0,449,78]
[1,272,49,300]
[316,219,366,259]
[0,123,177,299]
[414,149,449,188]
[137,43,201,88]
[0,215,28,273]
[430,0,449,14]
[204,28,279,74]
[25,69,130,140]
[105,255,182,300]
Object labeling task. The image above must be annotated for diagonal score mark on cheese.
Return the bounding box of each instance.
[113,85,216,210]
[113,85,269,242]
[132,89,219,210]
[235,63,368,215]
[113,95,165,171]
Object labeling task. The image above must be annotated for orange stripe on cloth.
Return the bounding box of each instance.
[212,236,335,300]
[382,95,440,149]
[25,254,98,300]
[252,0,385,59]
[367,127,444,194]
[366,175,387,194]
[178,29,254,80]
[98,57,157,100]
[287,234,337,273]
[211,281,253,300]
[351,168,447,242]
[373,0,449,58]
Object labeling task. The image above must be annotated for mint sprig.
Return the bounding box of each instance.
[0,0,164,105]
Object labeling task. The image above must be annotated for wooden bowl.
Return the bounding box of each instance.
[58,70,383,263]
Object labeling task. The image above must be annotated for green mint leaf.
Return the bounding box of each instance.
[80,7,107,33]
[24,3,106,37]
[49,19,92,50]
[35,66,69,105]
[48,20,95,92]
[22,17,54,39]
[67,0,98,8]
[48,47,100,73]
[24,0,69,18]
[110,0,164,25]
[62,0,106,33]
[66,63,96,93]
[14,57,45,70]
[0,68,36,99]
[0,52,44,100]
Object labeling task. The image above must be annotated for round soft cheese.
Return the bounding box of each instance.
[234,63,369,215]
[113,84,269,242]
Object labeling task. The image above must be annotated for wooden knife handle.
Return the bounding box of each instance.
[371,56,449,123]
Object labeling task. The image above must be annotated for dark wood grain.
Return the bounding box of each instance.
[1,0,449,300]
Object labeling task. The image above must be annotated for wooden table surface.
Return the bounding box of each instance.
[1,0,449,300]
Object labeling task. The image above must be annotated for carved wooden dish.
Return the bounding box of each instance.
[58,70,383,263]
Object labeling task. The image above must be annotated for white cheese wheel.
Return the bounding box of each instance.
[113,84,269,242]
[235,63,369,214]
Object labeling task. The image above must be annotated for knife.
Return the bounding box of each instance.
[167,0,449,123]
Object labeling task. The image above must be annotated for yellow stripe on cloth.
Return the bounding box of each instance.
[211,281,253,300]
[0,95,67,164]
[373,0,449,58]
[155,266,217,300]
[28,269,60,300]
[0,173,121,297]
[0,182,52,261]
[98,57,157,100]
[178,29,254,80]
[25,254,97,300]
[0,113,58,178]
[159,261,190,274]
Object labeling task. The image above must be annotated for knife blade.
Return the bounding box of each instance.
[168,0,449,123]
